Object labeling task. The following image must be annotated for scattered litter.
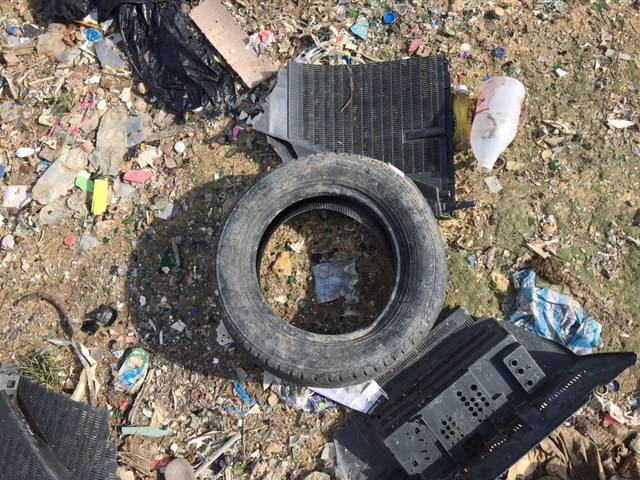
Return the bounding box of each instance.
[83,304,118,334]
[289,239,305,254]
[113,348,150,393]
[484,176,503,194]
[553,67,568,78]
[94,39,124,70]
[216,321,234,348]
[311,380,387,414]
[171,320,186,333]
[508,269,602,354]
[233,381,256,407]
[75,170,94,192]
[408,38,422,55]
[121,426,170,438]
[127,115,152,147]
[123,169,153,184]
[350,17,370,40]
[91,178,109,215]
[174,141,186,154]
[63,233,78,247]
[135,146,162,168]
[2,186,29,209]
[383,12,397,24]
[1,235,15,251]
[607,118,635,129]
[194,433,241,478]
[272,378,337,414]
[506,427,605,480]
[601,400,640,427]
[39,197,74,225]
[15,147,35,158]
[32,148,88,204]
[79,234,99,251]
[494,47,507,59]
[312,260,358,303]
[85,28,103,43]
[156,203,174,220]
[93,108,128,176]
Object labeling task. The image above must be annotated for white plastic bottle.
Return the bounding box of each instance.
[471,77,526,171]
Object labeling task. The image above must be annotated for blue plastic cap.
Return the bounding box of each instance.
[383,11,397,24]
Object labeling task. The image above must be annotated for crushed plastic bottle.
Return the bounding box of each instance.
[471,77,525,172]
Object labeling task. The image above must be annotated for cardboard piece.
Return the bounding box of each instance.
[189,0,277,88]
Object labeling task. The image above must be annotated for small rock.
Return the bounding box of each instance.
[555,68,568,78]
[79,234,99,251]
[304,473,330,480]
[16,147,35,158]
[630,435,640,454]
[268,392,279,406]
[174,141,186,154]
[633,210,640,227]
[484,176,503,194]
[1,234,15,251]
[164,458,196,480]
[274,295,287,304]
[164,458,195,480]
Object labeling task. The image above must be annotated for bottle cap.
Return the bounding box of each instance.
[455,85,469,94]
[383,12,397,24]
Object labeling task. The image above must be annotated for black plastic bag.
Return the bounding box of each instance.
[43,0,122,22]
[118,1,236,117]
[44,0,95,22]
[44,0,237,117]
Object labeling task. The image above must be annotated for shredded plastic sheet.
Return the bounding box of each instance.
[312,260,359,304]
[509,270,602,354]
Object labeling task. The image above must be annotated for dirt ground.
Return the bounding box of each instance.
[1,0,640,478]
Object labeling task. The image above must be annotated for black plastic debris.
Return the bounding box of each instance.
[0,377,117,480]
[253,56,463,217]
[43,0,237,118]
[334,309,636,480]
[82,304,118,334]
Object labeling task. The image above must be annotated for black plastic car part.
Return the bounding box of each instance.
[334,309,637,480]
[253,56,465,217]
[0,377,117,480]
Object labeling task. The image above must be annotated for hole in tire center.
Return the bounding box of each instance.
[259,210,395,334]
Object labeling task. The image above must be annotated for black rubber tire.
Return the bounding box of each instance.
[216,154,447,387]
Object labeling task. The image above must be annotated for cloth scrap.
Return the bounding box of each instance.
[507,427,605,480]
[508,270,602,354]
